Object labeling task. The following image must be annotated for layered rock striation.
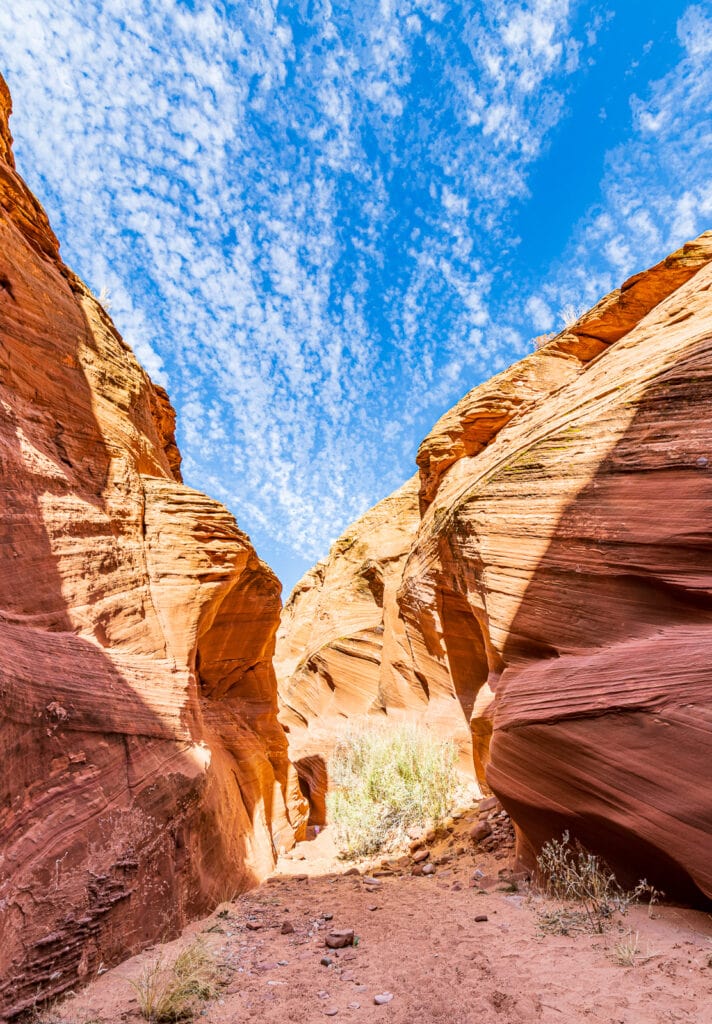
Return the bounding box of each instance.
[278,233,712,903]
[275,476,475,782]
[0,75,305,1017]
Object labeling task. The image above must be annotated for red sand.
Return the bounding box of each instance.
[46,814,712,1024]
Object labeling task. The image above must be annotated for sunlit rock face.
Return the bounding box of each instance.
[279,231,712,903]
[275,475,477,772]
[401,231,712,902]
[0,74,306,1017]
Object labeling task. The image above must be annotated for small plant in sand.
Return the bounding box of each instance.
[28,1006,102,1024]
[129,939,220,1022]
[609,928,658,967]
[532,831,655,937]
[326,721,459,859]
[536,831,660,935]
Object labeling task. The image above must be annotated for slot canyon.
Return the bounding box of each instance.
[0,71,711,1021]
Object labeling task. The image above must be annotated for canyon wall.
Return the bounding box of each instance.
[277,233,712,903]
[0,75,305,1018]
[275,474,477,782]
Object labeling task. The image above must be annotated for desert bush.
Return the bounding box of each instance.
[536,831,659,934]
[326,721,459,859]
[129,939,219,1022]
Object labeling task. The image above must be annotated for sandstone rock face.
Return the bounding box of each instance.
[0,76,305,1017]
[275,475,478,771]
[403,232,712,901]
[279,233,712,904]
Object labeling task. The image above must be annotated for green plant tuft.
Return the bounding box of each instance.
[326,721,459,859]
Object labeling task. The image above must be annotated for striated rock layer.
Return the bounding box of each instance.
[278,232,712,903]
[0,75,305,1017]
[275,475,475,776]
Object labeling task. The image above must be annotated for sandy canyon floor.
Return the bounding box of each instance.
[45,806,712,1024]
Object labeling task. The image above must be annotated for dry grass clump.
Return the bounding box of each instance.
[129,939,220,1022]
[609,929,658,967]
[536,831,659,935]
[327,721,459,859]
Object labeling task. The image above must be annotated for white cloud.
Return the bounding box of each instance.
[516,3,712,337]
[0,0,583,580]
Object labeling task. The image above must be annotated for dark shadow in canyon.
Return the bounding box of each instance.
[439,589,489,728]
[294,754,329,827]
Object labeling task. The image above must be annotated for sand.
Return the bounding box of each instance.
[44,814,712,1024]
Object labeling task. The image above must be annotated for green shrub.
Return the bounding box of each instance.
[326,721,459,858]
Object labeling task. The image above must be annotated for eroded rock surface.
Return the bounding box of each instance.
[275,476,479,769]
[279,233,712,903]
[0,75,305,1017]
[401,233,712,901]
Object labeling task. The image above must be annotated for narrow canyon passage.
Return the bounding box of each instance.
[51,812,712,1024]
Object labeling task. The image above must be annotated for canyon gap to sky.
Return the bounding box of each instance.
[0,0,710,592]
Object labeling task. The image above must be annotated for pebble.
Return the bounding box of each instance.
[341,970,355,982]
[382,854,410,870]
[363,876,382,887]
[475,914,489,923]
[470,822,492,842]
[422,863,435,876]
[324,1009,339,1016]
[412,848,429,863]
[344,867,360,876]
[478,796,499,813]
[246,921,261,930]
[326,929,355,949]
[368,904,380,911]
[321,957,334,967]
[348,1002,361,1010]
[281,921,295,934]
[323,912,334,921]
[374,992,394,1005]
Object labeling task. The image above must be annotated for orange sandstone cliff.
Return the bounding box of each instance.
[0,75,305,1017]
[278,232,712,903]
[275,475,478,788]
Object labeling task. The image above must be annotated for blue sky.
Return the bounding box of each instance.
[1,2,710,595]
